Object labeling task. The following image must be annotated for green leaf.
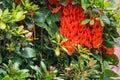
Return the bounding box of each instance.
[6,33,12,39]
[92,53,102,61]
[30,65,42,74]
[114,42,120,47]
[61,46,68,53]
[0,9,2,18]
[24,18,34,30]
[105,69,119,77]
[0,54,2,64]
[18,69,30,79]
[16,11,26,21]
[0,22,6,29]
[34,7,50,23]
[90,20,94,25]
[55,47,60,56]
[72,0,79,5]
[3,9,9,16]
[110,28,119,38]
[109,0,116,8]
[100,18,105,26]
[103,54,119,66]
[34,13,45,23]
[81,0,89,11]
[48,11,61,22]
[0,68,6,75]
[56,34,61,43]
[41,61,47,73]
[46,18,58,36]
[102,61,109,70]
[101,14,110,25]
[81,19,90,25]
[35,22,48,29]
[60,0,69,6]
[22,47,36,58]
[3,75,13,80]
[61,38,67,44]
[103,40,113,48]
[104,2,110,8]
[100,74,112,80]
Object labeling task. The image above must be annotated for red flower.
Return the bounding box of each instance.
[52,6,61,13]
[48,0,61,13]
[59,1,104,54]
[99,46,114,55]
[106,47,114,55]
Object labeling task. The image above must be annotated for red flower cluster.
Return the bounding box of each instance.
[59,3,104,53]
[48,0,61,13]
[99,46,114,55]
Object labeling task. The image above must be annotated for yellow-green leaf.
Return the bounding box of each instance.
[0,9,2,18]
[0,22,6,30]
[90,20,94,25]
[81,54,90,59]
[55,47,60,56]
[81,19,90,25]
[56,34,61,43]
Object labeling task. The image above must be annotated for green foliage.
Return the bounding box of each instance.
[0,0,120,80]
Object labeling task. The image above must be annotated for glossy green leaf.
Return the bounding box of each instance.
[103,40,113,48]
[36,22,48,29]
[114,42,120,47]
[55,47,60,56]
[16,11,26,21]
[22,47,36,58]
[109,0,116,8]
[72,0,79,5]
[0,22,6,29]
[0,68,6,75]
[110,28,119,38]
[105,69,119,77]
[41,61,47,73]
[24,18,34,30]
[30,65,42,73]
[81,19,90,25]
[81,0,89,11]
[34,13,45,23]
[18,69,30,79]
[102,61,109,70]
[46,18,58,36]
[103,54,119,66]
[3,75,13,80]
[100,74,112,80]
[48,11,61,22]
[100,18,105,26]
[56,34,61,43]
[6,33,12,39]
[104,2,110,8]
[0,9,2,18]
[90,20,94,25]
[60,0,69,6]
[92,53,102,61]
[0,54,2,64]
[3,9,9,16]
[101,14,110,25]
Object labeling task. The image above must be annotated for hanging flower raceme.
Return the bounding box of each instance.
[59,3,91,53]
[90,20,104,48]
[59,2,104,54]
